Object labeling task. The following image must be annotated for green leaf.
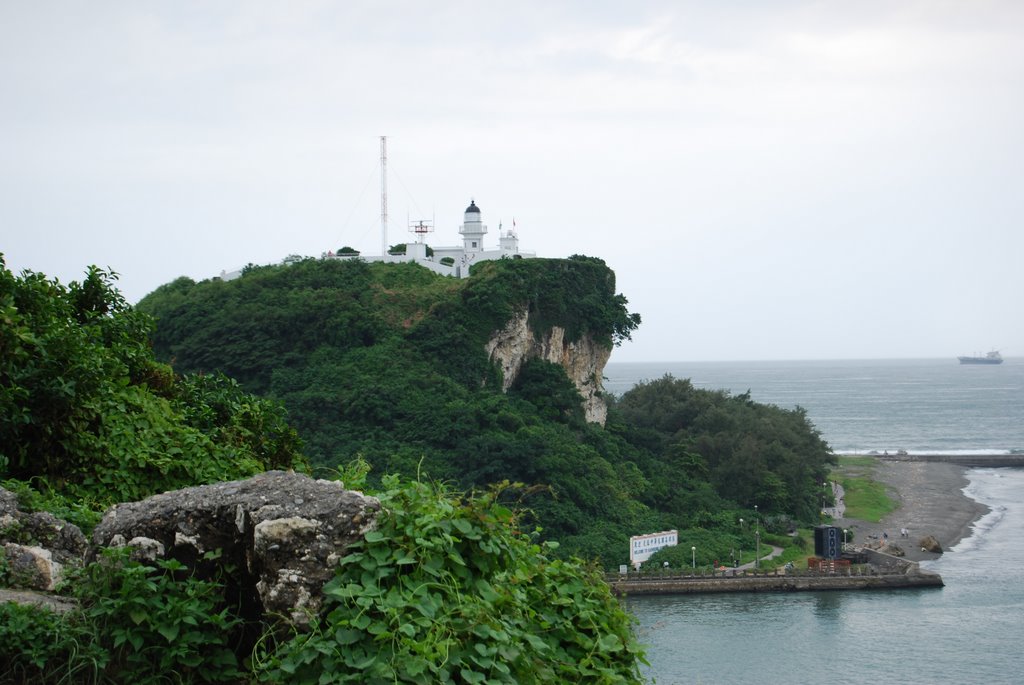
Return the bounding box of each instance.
[334,628,363,646]
[460,667,486,684]
[597,633,624,652]
[157,622,180,642]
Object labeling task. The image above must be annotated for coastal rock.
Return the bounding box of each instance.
[919,535,943,554]
[486,308,611,425]
[91,471,381,627]
[124,536,166,562]
[2,544,64,591]
[0,485,87,590]
[0,588,77,614]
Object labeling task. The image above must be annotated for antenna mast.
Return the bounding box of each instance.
[409,216,434,243]
[380,136,388,257]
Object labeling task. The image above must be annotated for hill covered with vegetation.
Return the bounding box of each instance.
[1,252,836,683]
[138,256,835,566]
[0,255,644,683]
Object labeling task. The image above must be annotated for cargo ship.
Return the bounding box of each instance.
[958,350,1003,365]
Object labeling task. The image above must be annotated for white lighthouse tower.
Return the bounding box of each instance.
[459,200,487,252]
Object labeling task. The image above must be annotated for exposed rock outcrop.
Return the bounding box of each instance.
[91,471,381,627]
[0,588,78,614]
[1,486,87,591]
[486,309,611,425]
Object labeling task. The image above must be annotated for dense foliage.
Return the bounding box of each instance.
[0,255,305,518]
[0,549,243,684]
[139,256,639,397]
[0,253,837,682]
[0,482,644,685]
[257,478,644,684]
[0,256,646,682]
[613,376,834,522]
[138,256,834,568]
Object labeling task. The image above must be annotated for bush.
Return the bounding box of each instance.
[258,478,645,683]
[0,548,243,684]
[72,549,243,683]
[0,256,307,513]
[0,601,108,684]
[647,528,746,569]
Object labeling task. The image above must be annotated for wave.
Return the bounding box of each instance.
[948,469,1014,555]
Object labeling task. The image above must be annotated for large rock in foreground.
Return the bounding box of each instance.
[91,471,380,626]
[1,486,88,591]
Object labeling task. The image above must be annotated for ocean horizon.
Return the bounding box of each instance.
[610,355,1020,364]
[604,358,1023,456]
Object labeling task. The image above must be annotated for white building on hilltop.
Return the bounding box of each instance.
[323,200,536,277]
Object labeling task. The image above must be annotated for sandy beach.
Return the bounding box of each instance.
[836,459,990,562]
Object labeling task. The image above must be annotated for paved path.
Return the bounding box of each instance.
[821,480,846,518]
[737,544,784,570]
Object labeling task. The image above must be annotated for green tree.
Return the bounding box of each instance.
[0,255,306,511]
[615,375,834,521]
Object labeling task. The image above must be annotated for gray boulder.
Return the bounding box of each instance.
[91,470,380,627]
[1,486,87,590]
[919,535,943,554]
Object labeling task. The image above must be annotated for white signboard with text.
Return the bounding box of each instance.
[629,529,678,568]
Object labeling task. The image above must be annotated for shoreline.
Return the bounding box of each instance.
[836,459,991,562]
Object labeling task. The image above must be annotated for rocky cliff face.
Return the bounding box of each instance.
[485,309,611,425]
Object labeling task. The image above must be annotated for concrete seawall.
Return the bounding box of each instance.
[609,550,943,596]
[609,571,943,596]
[872,454,1024,468]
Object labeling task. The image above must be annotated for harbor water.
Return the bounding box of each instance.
[604,359,1024,684]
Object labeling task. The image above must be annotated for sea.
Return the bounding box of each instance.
[604,358,1024,685]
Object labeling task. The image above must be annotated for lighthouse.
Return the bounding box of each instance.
[323,197,534,278]
[458,200,487,252]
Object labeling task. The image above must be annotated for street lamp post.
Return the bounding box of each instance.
[843,528,848,550]
[754,504,759,532]
[691,546,696,569]
[755,531,760,569]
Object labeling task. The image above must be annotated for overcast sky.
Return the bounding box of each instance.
[3,1,1022,362]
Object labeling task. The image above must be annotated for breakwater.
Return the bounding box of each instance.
[609,571,942,596]
[876,453,1024,467]
[609,551,943,596]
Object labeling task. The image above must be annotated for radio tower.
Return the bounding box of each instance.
[380,136,388,257]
